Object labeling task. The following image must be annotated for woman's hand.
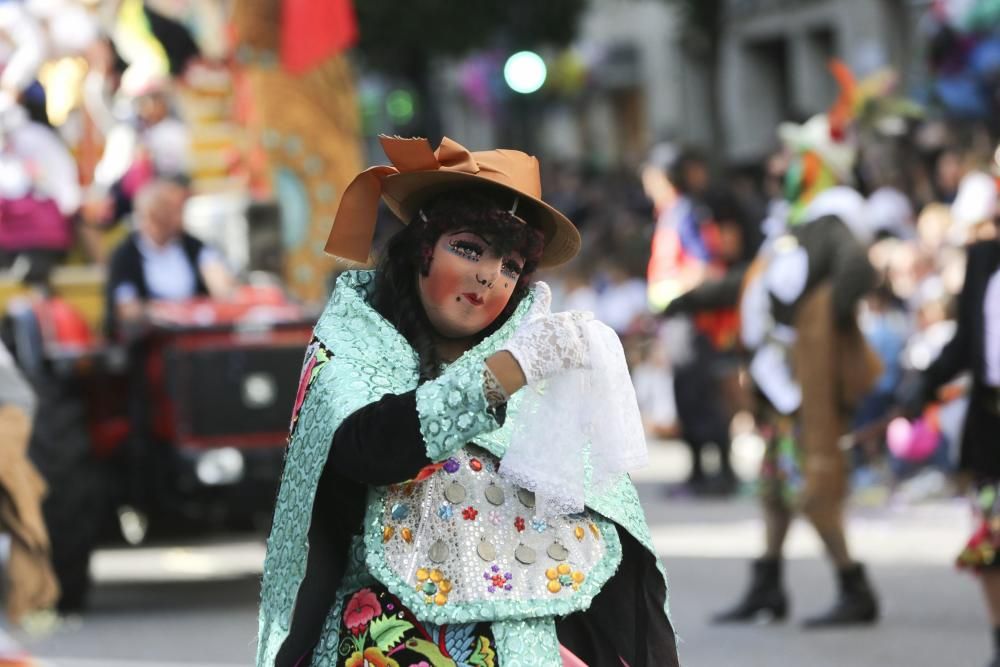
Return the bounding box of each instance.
[500,309,592,386]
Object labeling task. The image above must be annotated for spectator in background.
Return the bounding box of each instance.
[649,154,747,494]
[867,184,916,240]
[951,170,999,245]
[596,258,649,336]
[0,93,81,280]
[87,77,191,232]
[934,148,965,204]
[104,178,234,339]
[631,328,679,440]
[853,283,912,464]
[659,188,761,490]
[550,257,599,315]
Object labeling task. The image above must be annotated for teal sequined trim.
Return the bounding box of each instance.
[258,272,417,665]
[308,591,348,666]
[493,617,563,666]
[416,358,502,462]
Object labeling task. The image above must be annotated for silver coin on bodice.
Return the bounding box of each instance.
[428,540,449,563]
[484,484,505,506]
[477,539,497,562]
[514,543,537,565]
[547,541,569,561]
[444,481,466,504]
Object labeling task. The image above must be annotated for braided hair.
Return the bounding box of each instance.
[371,188,545,381]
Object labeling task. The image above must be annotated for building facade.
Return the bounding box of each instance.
[718,0,927,164]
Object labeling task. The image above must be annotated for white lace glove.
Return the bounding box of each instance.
[502,283,593,385]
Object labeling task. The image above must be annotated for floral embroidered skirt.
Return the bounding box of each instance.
[334,583,496,667]
[957,480,1000,571]
[757,415,803,509]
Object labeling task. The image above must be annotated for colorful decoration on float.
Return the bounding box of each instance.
[233,0,365,303]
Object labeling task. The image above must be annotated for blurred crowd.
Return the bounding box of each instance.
[540,119,1000,502]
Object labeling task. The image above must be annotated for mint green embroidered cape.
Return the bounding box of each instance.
[257,271,671,666]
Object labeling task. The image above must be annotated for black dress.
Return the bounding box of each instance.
[924,241,1000,478]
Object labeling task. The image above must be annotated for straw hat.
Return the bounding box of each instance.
[326,135,580,268]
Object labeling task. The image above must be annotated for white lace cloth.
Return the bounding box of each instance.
[502,282,591,386]
[499,315,649,517]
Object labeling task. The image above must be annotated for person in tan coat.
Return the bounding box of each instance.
[666,111,885,625]
[0,339,58,623]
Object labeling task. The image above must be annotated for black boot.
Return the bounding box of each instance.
[803,563,879,628]
[713,558,788,623]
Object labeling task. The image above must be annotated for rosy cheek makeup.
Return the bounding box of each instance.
[424,270,462,309]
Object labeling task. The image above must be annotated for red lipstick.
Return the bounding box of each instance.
[462,292,484,306]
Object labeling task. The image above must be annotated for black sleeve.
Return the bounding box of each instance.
[925,243,980,391]
[686,264,748,311]
[103,242,134,338]
[328,390,435,486]
[110,178,134,223]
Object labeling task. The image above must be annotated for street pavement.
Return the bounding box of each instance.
[7,441,987,666]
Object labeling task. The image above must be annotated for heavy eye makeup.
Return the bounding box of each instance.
[446,238,484,262]
[444,231,523,281]
[500,258,523,280]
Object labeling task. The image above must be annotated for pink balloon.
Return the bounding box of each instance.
[886,416,938,462]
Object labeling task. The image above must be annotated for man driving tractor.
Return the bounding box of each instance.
[105,177,235,340]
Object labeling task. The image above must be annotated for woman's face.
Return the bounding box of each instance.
[418,229,525,339]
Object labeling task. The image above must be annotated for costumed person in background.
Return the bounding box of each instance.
[258,136,678,667]
[897,182,1000,667]
[645,147,739,495]
[708,62,883,627]
[0,338,58,625]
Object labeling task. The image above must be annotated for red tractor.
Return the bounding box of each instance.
[2,282,313,611]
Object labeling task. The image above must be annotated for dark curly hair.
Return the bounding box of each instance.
[371,187,545,381]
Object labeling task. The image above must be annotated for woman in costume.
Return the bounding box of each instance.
[898,213,1000,667]
[257,136,678,667]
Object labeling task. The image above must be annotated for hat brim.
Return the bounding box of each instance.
[380,171,581,268]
